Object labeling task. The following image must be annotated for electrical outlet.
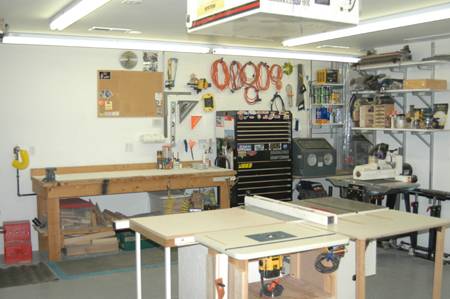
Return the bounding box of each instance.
[29,146,36,156]
[125,143,134,152]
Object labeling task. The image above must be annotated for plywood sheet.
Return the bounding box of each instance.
[97,70,163,117]
[326,209,450,240]
[129,208,284,245]
[196,222,349,260]
[294,197,387,216]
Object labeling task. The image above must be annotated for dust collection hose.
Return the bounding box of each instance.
[12,146,36,197]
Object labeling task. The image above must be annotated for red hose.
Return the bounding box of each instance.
[269,64,283,90]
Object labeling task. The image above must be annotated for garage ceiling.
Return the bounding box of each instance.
[1,0,450,55]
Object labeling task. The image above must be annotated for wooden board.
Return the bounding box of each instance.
[196,222,349,260]
[325,209,450,240]
[129,208,284,247]
[97,70,163,117]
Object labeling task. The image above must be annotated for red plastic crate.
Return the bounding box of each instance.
[4,220,31,242]
[4,240,32,264]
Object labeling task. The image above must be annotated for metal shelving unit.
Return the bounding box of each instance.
[352,44,450,188]
[308,63,350,170]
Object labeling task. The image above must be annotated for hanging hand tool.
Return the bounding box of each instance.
[165,58,178,89]
[187,74,211,93]
[188,139,196,160]
[184,139,189,153]
[285,84,294,108]
[296,64,307,110]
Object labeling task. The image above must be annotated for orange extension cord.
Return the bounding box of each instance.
[256,62,270,91]
[239,61,258,86]
[269,64,283,90]
[229,60,243,92]
[211,58,230,91]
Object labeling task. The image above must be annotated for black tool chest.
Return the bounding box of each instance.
[216,111,292,207]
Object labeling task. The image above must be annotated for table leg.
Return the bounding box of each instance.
[219,181,231,209]
[432,227,445,299]
[165,247,171,299]
[47,197,61,261]
[136,232,142,299]
[356,239,366,299]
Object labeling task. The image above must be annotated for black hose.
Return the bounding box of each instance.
[314,251,341,274]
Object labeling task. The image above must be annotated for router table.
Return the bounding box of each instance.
[123,195,449,299]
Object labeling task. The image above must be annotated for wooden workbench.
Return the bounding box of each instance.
[31,162,236,261]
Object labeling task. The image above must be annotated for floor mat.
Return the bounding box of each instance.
[48,247,177,279]
[0,262,58,288]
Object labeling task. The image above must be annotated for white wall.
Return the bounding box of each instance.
[375,39,450,252]
[0,44,310,251]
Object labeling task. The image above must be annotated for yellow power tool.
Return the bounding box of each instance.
[259,256,284,297]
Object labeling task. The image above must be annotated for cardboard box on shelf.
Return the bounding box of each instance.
[373,104,395,128]
[403,79,447,90]
[359,105,373,128]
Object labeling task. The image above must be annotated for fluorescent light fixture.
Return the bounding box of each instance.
[283,3,450,47]
[316,45,350,50]
[404,32,450,42]
[2,33,211,54]
[50,0,112,31]
[213,47,360,63]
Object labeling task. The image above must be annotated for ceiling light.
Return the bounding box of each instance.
[316,45,350,49]
[2,33,211,54]
[212,47,359,63]
[50,0,112,31]
[283,3,450,47]
[88,26,132,32]
[404,32,450,42]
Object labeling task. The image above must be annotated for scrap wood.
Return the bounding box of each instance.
[64,231,115,246]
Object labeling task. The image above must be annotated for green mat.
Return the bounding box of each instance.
[48,247,177,279]
[0,262,58,288]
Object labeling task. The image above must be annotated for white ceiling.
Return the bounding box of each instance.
[1,0,450,55]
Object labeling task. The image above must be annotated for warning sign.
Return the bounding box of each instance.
[197,0,224,17]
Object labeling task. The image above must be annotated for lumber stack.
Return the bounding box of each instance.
[60,198,128,257]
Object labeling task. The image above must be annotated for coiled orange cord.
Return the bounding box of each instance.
[244,85,261,105]
[229,60,243,92]
[256,62,270,91]
[239,61,258,86]
[269,64,283,90]
[211,58,230,91]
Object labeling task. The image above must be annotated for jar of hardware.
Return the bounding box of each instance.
[395,114,406,128]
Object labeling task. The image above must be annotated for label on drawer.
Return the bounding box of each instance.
[174,236,196,246]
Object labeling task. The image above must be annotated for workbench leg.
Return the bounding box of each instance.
[219,181,231,209]
[432,227,445,299]
[165,247,172,299]
[47,197,61,261]
[136,232,142,299]
[356,239,366,299]
[37,195,48,252]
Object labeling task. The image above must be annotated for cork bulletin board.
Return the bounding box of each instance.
[97,70,164,117]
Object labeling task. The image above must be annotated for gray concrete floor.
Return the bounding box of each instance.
[0,249,448,299]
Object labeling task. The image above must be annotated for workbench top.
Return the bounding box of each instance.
[32,166,235,186]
